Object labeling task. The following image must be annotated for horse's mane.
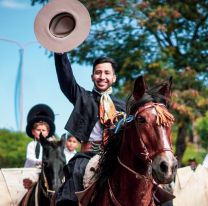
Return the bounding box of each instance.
[95,127,124,194]
[95,81,171,194]
[127,81,170,115]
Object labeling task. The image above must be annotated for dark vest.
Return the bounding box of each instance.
[54,53,126,142]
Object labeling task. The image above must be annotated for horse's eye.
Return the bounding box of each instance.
[136,116,146,124]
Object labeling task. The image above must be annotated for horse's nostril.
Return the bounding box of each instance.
[160,161,168,173]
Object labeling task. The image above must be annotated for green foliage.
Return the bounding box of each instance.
[32,0,208,163]
[32,0,208,100]
[0,129,30,168]
[182,142,207,166]
[195,112,208,149]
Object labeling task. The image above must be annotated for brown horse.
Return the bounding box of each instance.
[79,76,178,206]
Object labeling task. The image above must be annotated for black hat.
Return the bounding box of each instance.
[26,104,55,138]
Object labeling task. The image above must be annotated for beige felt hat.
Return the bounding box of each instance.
[34,0,91,53]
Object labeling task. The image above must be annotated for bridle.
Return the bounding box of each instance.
[40,168,56,198]
[32,168,56,206]
[108,102,175,205]
[108,157,154,206]
[38,164,64,199]
[135,102,174,157]
[115,102,174,174]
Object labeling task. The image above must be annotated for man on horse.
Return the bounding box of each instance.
[54,53,126,205]
[32,1,177,204]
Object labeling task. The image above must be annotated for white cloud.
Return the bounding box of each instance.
[0,0,29,9]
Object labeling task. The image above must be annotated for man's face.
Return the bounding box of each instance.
[91,62,116,92]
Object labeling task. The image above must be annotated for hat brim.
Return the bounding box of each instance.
[34,0,91,53]
[26,116,55,138]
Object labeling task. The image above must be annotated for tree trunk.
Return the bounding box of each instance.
[175,124,187,167]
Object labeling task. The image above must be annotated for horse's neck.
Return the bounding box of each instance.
[110,126,154,206]
[119,124,149,175]
[109,159,154,205]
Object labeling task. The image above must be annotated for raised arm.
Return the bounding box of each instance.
[54,53,84,105]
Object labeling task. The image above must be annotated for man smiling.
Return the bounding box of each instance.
[54,52,125,205]
[54,53,125,150]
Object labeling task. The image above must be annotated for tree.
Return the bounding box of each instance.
[195,111,208,149]
[0,129,30,168]
[32,0,208,165]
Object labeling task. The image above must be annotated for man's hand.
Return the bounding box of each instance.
[23,178,33,190]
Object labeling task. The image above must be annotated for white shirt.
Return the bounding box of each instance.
[24,140,42,168]
[88,120,103,141]
[64,148,77,164]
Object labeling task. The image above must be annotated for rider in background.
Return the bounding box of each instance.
[62,132,80,164]
[23,104,56,189]
[54,53,126,205]
[188,158,198,171]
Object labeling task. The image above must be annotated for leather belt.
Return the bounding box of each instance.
[81,141,102,153]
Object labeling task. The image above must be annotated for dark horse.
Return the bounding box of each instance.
[19,135,66,206]
[77,76,178,206]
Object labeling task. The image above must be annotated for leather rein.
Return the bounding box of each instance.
[39,168,56,199]
[107,103,174,205]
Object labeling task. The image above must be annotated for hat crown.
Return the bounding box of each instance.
[27,104,55,123]
[34,0,91,52]
[49,13,75,38]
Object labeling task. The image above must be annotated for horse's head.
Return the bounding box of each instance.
[39,134,66,193]
[120,76,177,184]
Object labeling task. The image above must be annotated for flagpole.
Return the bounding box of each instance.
[0,37,37,131]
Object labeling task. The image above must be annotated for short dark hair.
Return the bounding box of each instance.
[61,132,80,142]
[92,57,117,74]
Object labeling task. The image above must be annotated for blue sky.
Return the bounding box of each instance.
[0,0,93,136]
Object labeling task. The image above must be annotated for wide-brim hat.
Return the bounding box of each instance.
[34,0,91,53]
[26,104,55,138]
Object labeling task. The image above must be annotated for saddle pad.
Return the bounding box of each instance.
[0,170,13,206]
[83,154,100,189]
[0,168,40,206]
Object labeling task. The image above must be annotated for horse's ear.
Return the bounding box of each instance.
[133,76,148,100]
[39,132,48,146]
[158,76,172,99]
[60,135,66,148]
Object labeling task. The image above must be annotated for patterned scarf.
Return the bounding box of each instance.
[93,87,117,144]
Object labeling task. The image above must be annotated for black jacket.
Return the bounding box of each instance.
[54,53,126,142]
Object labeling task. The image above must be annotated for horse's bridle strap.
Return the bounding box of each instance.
[42,169,55,194]
[117,156,152,181]
[135,103,165,116]
[35,182,39,206]
[108,179,122,206]
[108,158,153,206]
